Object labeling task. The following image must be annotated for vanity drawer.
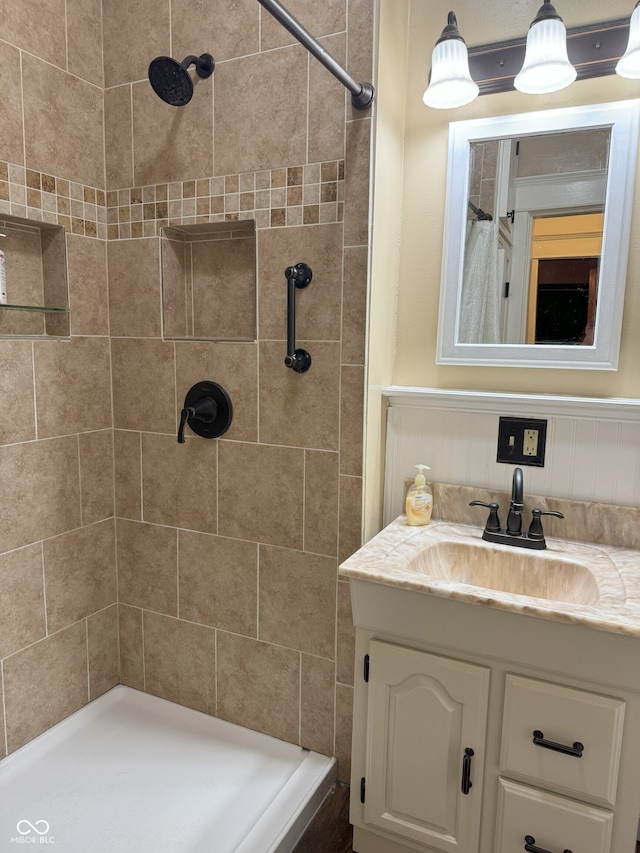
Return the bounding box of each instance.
[500,674,625,805]
[495,778,613,853]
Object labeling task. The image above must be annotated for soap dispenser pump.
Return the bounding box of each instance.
[405,464,432,526]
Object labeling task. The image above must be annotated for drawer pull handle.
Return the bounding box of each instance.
[532,730,584,758]
[524,834,572,853]
[461,747,474,794]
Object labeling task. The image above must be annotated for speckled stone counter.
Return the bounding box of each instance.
[340,496,640,638]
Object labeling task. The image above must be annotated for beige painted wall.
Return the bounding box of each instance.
[389,0,640,397]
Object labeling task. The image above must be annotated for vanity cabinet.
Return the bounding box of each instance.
[363,640,489,853]
[347,580,640,853]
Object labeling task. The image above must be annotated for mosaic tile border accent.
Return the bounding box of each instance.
[0,162,107,239]
[106,160,345,239]
[0,159,345,241]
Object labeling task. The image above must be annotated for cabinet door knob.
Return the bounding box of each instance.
[532,730,584,758]
[524,834,572,853]
[461,747,474,794]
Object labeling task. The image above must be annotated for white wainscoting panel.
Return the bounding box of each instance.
[383,387,640,526]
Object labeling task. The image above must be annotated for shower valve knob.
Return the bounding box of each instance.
[177,381,232,443]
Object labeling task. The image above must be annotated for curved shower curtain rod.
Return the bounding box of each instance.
[257,0,375,110]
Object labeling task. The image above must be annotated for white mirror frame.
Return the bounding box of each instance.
[436,100,640,370]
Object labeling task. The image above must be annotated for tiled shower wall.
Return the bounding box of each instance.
[0,0,371,779]
[0,3,118,757]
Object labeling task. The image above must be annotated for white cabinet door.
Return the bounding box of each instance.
[364,640,490,853]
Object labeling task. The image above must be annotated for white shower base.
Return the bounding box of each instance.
[0,685,337,852]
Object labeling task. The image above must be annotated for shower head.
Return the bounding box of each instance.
[148,53,214,106]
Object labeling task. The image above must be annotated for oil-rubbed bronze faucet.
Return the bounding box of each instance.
[470,467,564,550]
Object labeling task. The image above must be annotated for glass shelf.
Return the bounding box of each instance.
[0,303,68,313]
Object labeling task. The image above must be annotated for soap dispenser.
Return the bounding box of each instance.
[405,464,432,526]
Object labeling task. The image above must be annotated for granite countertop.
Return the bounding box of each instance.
[339,516,640,638]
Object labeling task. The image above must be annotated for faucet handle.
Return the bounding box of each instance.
[469,500,501,533]
[528,508,565,541]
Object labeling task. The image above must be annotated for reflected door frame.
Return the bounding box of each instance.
[526,213,603,344]
[506,169,606,344]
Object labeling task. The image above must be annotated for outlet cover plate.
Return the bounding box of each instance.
[497,417,547,467]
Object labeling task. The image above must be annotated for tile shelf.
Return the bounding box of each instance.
[0,213,69,337]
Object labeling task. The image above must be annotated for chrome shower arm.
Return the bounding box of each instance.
[256,0,374,109]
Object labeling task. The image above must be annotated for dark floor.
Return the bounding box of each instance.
[292,783,353,853]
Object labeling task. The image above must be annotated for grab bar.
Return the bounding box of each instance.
[284,262,312,373]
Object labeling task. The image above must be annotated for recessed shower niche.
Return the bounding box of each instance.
[161,220,256,341]
[0,215,68,338]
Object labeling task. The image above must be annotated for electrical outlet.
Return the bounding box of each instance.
[523,428,538,456]
[497,417,547,467]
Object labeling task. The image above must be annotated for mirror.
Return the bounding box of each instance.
[436,101,640,369]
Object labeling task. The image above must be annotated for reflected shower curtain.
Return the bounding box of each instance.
[458,220,501,344]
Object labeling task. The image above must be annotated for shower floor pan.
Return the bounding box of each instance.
[0,685,337,852]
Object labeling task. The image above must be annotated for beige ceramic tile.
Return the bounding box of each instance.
[34,336,112,437]
[339,475,362,563]
[191,237,256,340]
[257,224,343,341]
[117,518,178,615]
[258,545,336,658]
[0,42,26,166]
[335,683,353,783]
[0,436,81,552]
[179,531,258,636]
[108,238,162,336]
[346,0,375,97]
[3,622,88,753]
[103,0,170,87]
[88,604,120,699]
[2,0,66,68]
[0,341,36,444]
[23,54,104,188]
[175,341,258,443]
[104,85,134,190]
[260,0,345,50]
[301,654,335,755]
[119,603,144,689]
[308,34,347,165]
[344,117,371,248]
[214,47,307,175]
[114,430,142,519]
[0,669,5,759]
[132,80,213,186]
[66,235,109,336]
[217,632,300,742]
[111,338,176,433]
[79,430,114,524]
[43,520,117,634]
[141,432,217,532]
[340,365,364,476]
[0,544,46,659]
[259,341,340,450]
[67,0,104,86]
[336,579,355,686]
[143,611,216,714]
[172,0,259,65]
[342,246,368,365]
[218,441,304,549]
[304,450,339,556]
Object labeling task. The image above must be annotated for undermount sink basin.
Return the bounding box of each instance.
[408,539,600,605]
